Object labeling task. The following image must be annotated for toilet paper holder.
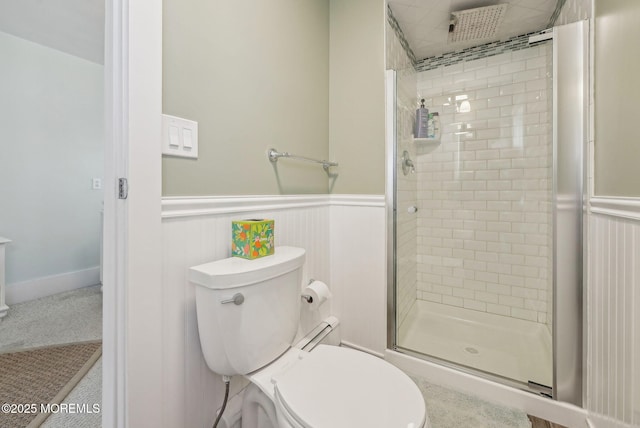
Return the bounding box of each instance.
[301,279,332,309]
[301,278,316,303]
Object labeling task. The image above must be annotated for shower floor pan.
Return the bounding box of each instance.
[397,300,552,388]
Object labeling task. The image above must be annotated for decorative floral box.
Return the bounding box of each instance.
[232,219,274,259]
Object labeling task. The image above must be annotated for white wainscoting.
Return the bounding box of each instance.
[587,198,640,428]
[329,195,387,357]
[160,194,383,426]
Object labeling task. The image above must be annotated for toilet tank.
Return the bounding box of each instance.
[190,246,305,376]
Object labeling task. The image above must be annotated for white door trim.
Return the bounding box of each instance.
[103,0,163,426]
[102,0,126,424]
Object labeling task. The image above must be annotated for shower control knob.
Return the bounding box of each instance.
[221,293,244,305]
[408,206,418,213]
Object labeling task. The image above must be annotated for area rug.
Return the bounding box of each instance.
[0,341,102,428]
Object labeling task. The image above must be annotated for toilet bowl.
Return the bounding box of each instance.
[248,344,426,428]
[190,246,428,428]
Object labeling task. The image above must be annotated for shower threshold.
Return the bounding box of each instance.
[397,300,552,387]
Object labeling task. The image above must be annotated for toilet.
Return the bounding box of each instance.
[190,246,428,428]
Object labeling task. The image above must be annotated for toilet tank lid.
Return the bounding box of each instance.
[189,246,305,289]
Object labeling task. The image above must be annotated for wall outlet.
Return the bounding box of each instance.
[92,178,102,190]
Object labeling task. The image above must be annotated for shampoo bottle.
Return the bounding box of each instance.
[427,112,440,139]
[414,99,429,138]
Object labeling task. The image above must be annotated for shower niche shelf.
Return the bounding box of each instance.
[412,136,441,153]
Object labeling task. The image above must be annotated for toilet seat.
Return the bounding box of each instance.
[271,345,426,428]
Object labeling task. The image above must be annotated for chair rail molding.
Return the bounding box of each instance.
[161,194,385,218]
[590,197,640,221]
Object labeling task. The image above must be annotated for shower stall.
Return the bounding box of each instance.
[386,21,587,404]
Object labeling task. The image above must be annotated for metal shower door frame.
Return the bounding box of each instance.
[552,19,589,407]
[385,69,398,350]
[385,20,589,407]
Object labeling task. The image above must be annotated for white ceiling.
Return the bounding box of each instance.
[388,0,558,60]
[0,0,104,64]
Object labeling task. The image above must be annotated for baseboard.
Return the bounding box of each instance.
[385,349,589,428]
[5,266,100,305]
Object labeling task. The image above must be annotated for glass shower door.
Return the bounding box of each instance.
[391,39,555,391]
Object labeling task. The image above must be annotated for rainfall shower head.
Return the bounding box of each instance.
[448,4,508,43]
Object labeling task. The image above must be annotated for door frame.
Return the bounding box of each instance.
[103,0,163,425]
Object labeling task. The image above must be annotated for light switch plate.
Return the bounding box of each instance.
[162,114,198,158]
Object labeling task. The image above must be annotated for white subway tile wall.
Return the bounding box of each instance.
[414,43,553,324]
[396,82,417,326]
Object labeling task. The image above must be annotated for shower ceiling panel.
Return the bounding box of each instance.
[387,0,558,60]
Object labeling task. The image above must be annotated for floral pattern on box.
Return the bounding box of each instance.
[232,219,274,259]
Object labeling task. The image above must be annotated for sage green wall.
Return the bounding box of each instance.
[162,0,329,196]
[328,0,386,195]
[594,0,640,197]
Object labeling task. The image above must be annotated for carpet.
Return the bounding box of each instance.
[0,341,102,428]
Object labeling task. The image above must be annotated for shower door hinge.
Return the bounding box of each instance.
[118,178,128,199]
